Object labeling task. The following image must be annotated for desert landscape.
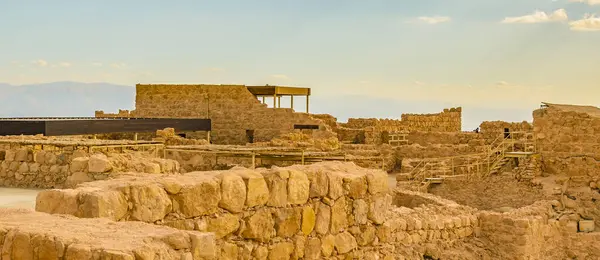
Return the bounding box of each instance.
[0,84,599,259]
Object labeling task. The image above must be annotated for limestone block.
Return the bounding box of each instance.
[301,206,316,235]
[274,208,301,238]
[173,177,221,218]
[17,162,28,173]
[34,189,79,216]
[368,194,391,224]
[241,209,275,242]
[29,163,39,173]
[127,184,172,222]
[77,190,129,221]
[263,170,288,207]
[253,246,269,260]
[353,199,368,225]
[376,223,392,243]
[366,171,388,195]
[219,173,247,213]
[293,235,306,259]
[4,149,15,162]
[356,225,376,246]
[207,213,240,239]
[288,170,310,204]
[334,231,358,254]
[327,172,344,200]
[45,152,57,165]
[306,169,328,198]
[15,149,29,162]
[88,154,112,173]
[304,238,321,260]
[321,234,335,257]
[315,202,331,235]
[330,197,348,233]
[579,220,595,232]
[268,242,294,260]
[70,157,89,173]
[220,242,239,260]
[64,244,93,260]
[143,162,161,174]
[65,172,93,188]
[236,171,269,207]
[344,174,367,199]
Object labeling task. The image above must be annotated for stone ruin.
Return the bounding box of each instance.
[2,82,600,259]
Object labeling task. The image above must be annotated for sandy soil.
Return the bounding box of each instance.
[0,188,41,209]
[429,173,556,210]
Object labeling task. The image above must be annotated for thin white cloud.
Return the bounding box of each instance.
[496,81,509,86]
[271,74,290,80]
[414,80,426,86]
[32,59,48,67]
[58,62,71,68]
[569,14,600,31]
[91,62,103,67]
[110,63,127,69]
[569,0,600,5]
[416,16,452,24]
[501,9,568,24]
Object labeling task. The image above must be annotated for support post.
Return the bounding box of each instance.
[291,95,294,110]
[273,94,277,108]
[251,153,256,169]
[277,96,281,108]
[262,96,265,104]
[93,134,97,140]
[207,131,211,143]
[301,150,305,165]
[134,133,138,141]
[306,95,310,113]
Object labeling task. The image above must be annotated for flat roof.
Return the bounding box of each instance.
[246,85,311,96]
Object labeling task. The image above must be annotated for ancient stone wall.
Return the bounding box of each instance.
[95,109,135,118]
[477,200,600,259]
[0,140,179,189]
[533,104,600,179]
[36,162,481,259]
[479,120,533,143]
[128,84,335,145]
[0,208,217,259]
[340,107,462,145]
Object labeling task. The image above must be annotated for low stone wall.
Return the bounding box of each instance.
[36,162,480,259]
[477,200,600,259]
[0,208,216,259]
[0,140,179,189]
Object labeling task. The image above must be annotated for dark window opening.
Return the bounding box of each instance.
[246,130,255,143]
[504,128,511,139]
[178,133,187,138]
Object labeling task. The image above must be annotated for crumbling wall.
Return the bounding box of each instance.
[0,141,179,189]
[36,162,480,259]
[480,120,533,143]
[95,109,135,118]
[0,208,217,259]
[129,84,335,145]
[339,107,462,145]
[533,105,600,180]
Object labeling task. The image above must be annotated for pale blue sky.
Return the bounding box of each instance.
[1,0,599,128]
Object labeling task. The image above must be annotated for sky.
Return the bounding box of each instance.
[1,0,599,129]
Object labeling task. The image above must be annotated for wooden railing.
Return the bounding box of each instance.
[407,131,536,181]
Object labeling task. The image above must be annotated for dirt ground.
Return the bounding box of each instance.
[428,173,555,210]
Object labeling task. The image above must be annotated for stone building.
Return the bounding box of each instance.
[96,84,335,145]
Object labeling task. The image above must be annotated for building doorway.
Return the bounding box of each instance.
[504,128,511,139]
[246,130,255,144]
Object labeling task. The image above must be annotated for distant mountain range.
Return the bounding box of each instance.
[0,81,533,130]
[0,82,135,118]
